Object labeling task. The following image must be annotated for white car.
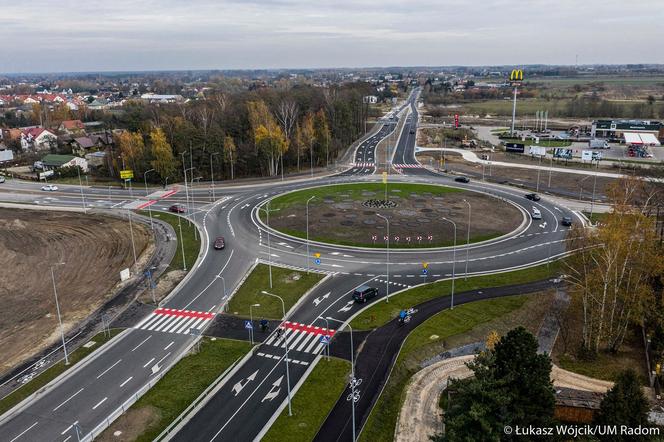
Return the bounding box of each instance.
[0,176,5,183]
[41,184,58,191]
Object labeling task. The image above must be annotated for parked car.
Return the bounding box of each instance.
[41,184,58,191]
[352,285,378,303]
[213,236,225,250]
[409,129,415,134]
[561,216,573,227]
[454,176,470,183]
[169,204,186,213]
[525,193,541,201]
[531,208,542,220]
[0,176,5,183]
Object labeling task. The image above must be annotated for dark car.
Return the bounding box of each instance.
[213,236,225,250]
[525,193,541,201]
[454,176,470,183]
[409,129,415,134]
[561,216,573,227]
[169,204,186,213]
[352,285,378,303]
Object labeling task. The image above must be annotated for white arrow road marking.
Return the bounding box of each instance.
[539,221,548,229]
[232,370,259,396]
[338,300,355,313]
[262,375,283,402]
[313,292,331,307]
[554,207,562,212]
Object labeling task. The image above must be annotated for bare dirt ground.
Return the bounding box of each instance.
[0,209,150,375]
[270,188,522,248]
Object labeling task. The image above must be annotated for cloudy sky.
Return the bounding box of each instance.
[0,0,661,73]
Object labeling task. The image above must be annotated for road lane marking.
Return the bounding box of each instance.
[11,421,39,442]
[96,359,122,379]
[53,388,84,411]
[164,341,175,350]
[131,335,151,351]
[120,376,133,387]
[156,352,172,367]
[61,421,78,435]
[92,397,107,410]
[143,358,155,368]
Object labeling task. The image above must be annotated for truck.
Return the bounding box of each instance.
[589,139,609,149]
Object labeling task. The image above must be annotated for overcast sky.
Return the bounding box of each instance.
[1,0,662,73]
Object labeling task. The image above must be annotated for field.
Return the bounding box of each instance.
[0,209,150,375]
[265,183,522,248]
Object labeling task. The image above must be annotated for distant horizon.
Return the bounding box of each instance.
[2,62,664,78]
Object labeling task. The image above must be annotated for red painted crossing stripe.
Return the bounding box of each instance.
[161,188,178,199]
[153,308,215,320]
[136,200,158,209]
[282,321,335,337]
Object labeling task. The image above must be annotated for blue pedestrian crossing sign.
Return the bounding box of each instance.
[314,258,321,265]
[320,335,331,345]
[244,320,253,330]
[422,268,428,275]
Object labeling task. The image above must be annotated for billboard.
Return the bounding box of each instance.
[529,146,546,156]
[582,150,602,161]
[553,148,573,159]
[0,150,14,162]
[120,169,134,179]
[505,142,525,153]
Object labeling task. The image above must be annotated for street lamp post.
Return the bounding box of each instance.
[590,160,599,222]
[144,168,155,230]
[180,152,190,225]
[463,200,471,280]
[76,166,87,214]
[441,217,457,309]
[249,303,260,345]
[578,175,590,201]
[376,214,390,302]
[306,196,315,273]
[261,291,292,416]
[51,263,69,365]
[260,201,277,288]
[210,152,220,201]
[127,209,137,266]
[178,215,187,271]
[317,316,331,361]
[327,317,356,442]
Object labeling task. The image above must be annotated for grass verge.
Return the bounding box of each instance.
[0,329,123,416]
[262,357,351,442]
[359,295,531,442]
[227,264,325,319]
[106,337,250,442]
[351,261,560,330]
[145,211,200,273]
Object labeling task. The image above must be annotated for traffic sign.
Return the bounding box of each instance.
[320,335,331,345]
[422,262,428,269]
[244,320,253,330]
[314,258,321,265]
[313,252,321,258]
[422,268,428,275]
[120,169,134,180]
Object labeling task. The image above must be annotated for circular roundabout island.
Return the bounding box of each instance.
[262,183,524,249]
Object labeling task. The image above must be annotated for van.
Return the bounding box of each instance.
[531,208,542,220]
[352,285,378,303]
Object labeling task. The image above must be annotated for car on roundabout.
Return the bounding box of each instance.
[454,176,470,183]
[169,204,186,213]
[561,216,573,226]
[41,184,58,191]
[352,285,378,303]
[213,236,225,250]
[525,193,541,201]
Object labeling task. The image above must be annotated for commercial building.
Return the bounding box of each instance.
[591,119,664,141]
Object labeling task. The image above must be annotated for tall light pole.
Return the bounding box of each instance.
[327,317,356,442]
[376,213,390,302]
[144,168,155,230]
[76,166,87,214]
[463,200,471,280]
[180,152,190,225]
[249,303,260,345]
[127,209,137,267]
[51,263,69,365]
[260,201,277,288]
[185,167,197,229]
[306,196,315,273]
[510,85,518,135]
[590,159,599,222]
[441,217,457,309]
[317,316,331,361]
[261,291,291,416]
[178,214,187,271]
[210,152,220,201]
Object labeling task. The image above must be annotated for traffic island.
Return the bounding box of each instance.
[262,183,523,248]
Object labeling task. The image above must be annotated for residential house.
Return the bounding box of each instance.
[41,154,88,172]
[58,119,86,135]
[84,151,107,168]
[21,127,57,151]
[70,136,96,156]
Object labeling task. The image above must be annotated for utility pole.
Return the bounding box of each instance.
[51,263,69,364]
[376,214,390,302]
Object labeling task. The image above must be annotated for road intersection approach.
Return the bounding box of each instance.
[0,90,581,442]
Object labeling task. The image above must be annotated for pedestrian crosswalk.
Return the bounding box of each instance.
[375,278,411,289]
[263,321,335,355]
[352,162,375,168]
[392,163,422,169]
[134,308,215,335]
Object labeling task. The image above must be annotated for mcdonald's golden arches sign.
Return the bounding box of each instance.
[510,69,524,82]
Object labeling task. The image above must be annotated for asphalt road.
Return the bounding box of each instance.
[0,89,580,442]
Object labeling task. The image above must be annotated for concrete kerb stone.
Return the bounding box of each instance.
[0,328,131,426]
[252,183,530,253]
[254,354,323,442]
[0,202,86,212]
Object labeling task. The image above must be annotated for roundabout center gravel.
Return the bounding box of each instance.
[263,183,523,248]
